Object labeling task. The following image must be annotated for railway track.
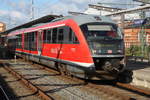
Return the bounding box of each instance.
[32,60,150,100]
[1,59,102,100]
[1,62,53,100]
[0,59,150,100]
[47,68,150,100]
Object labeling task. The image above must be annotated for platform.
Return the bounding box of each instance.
[126,59,150,88]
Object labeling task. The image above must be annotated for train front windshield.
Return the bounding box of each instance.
[80,23,124,55]
[80,23,122,40]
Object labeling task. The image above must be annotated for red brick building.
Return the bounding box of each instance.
[124,28,150,48]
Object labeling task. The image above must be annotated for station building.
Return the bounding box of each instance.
[0,22,6,45]
[83,5,150,48]
[123,18,150,48]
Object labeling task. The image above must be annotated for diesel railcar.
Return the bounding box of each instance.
[6,15,130,82]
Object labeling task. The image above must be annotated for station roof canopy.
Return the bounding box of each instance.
[68,11,86,15]
[89,4,124,12]
[106,4,150,16]
[125,17,150,28]
[0,14,62,35]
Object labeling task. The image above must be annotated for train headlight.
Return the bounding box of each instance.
[117,50,122,53]
[92,50,97,54]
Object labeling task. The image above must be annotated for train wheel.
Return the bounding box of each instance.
[117,70,133,83]
[66,68,71,76]
[58,63,66,75]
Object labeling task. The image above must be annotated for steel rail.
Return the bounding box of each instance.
[1,62,54,100]
[2,59,150,100]
[116,82,150,96]
[28,60,150,100]
[28,61,144,100]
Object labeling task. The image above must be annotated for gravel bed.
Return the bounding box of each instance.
[7,60,106,100]
[0,63,43,100]
[5,59,150,100]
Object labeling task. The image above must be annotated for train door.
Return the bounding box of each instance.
[37,30,43,56]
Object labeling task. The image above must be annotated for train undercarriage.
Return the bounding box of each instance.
[15,52,133,83]
[93,57,133,83]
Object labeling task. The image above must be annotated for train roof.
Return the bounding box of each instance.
[53,15,116,25]
[2,14,116,35]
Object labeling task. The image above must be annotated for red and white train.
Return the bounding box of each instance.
[6,15,130,82]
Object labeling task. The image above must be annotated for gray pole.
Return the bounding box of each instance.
[140,11,146,57]
[31,0,34,20]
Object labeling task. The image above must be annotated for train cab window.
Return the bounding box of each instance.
[80,23,121,40]
[52,28,57,43]
[68,28,79,44]
[73,35,79,44]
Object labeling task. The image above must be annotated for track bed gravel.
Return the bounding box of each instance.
[0,63,43,100]
[1,59,150,100]
[4,60,105,100]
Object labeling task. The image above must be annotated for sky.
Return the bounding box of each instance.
[0,0,141,29]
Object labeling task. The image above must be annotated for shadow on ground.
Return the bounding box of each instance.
[0,67,19,100]
[126,56,150,71]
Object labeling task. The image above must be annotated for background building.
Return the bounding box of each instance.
[0,22,6,32]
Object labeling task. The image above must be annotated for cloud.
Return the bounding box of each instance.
[0,9,29,29]
[39,0,129,16]
[1,0,140,29]
[0,10,8,15]
[49,1,81,15]
[3,0,30,15]
[37,0,94,16]
[11,11,26,19]
[0,10,27,19]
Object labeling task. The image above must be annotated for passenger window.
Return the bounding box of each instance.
[43,30,47,43]
[24,32,37,51]
[43,26,79,44]
[52,28,57,43]
[58,29,64,43]
[43,29,52,43]
[16,34,22,48]
[69,28,73,42]
[47,29,52,43]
